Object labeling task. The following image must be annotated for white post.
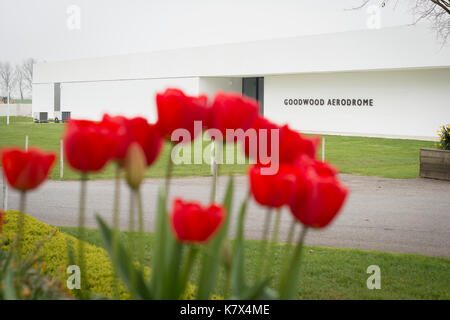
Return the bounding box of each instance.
[2,169,7,211]
[25,135,29,151]
[6,87,10,125]
[322,137,325,162]
[60,139,64,179]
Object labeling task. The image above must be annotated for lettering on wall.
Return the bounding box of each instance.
[283,98,374,107]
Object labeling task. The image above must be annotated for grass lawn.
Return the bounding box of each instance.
[0,116,34,125]
[60,227,450,299]
[0,120,435,179]
[13,99,32,104]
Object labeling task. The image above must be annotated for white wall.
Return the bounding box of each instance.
[33,26,450,84]
[32,68,450,139]
[32,77,243,122]
[34,77,199,122]
[32,83,54,116]
[264,68,450,139]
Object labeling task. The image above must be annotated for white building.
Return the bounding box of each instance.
[32,25,450,140]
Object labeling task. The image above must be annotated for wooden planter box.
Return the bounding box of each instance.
[420,148,450,181]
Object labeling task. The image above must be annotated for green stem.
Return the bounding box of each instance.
[286,217,296,245]
[278,217,297,288]
[113,164,121,230]
[19,191,26,213]
[228,192,250,299]
[126,190,138,298]
[165,144,174,198]
[136,188,145,269]
[264,208,282,278]
[222,241,232,299]
[210,164,217,203]
[279,225,308,299]
[210,139,220,203]
[178,245,198,298]
[128,188,135,254]
[17,191,26,259]
[112,164,121,299]
[285,217,296,256]
[255,208,272,278]
[78,174,88,294]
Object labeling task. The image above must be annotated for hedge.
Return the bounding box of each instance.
[1,211,196,299]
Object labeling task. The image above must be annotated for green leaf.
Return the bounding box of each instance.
[278,226,308,300]
[235,277,277,300]
[65,238,85,299]
[176,245,199,298]
[150,187,183,299]
[0,248,14,277]
[150,188,168,297]
[163,238,183,299]
[230,195,249,297]
[4,268,17,300]
[197,175,234,299]
[66,238,76,267]
[97,215,152,299]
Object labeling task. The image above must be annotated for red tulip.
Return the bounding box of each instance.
[208,92,259,142]
[242,118,319,166]
[1,147,56,191]
[289,156,348,228]
[101,114,162,166]
[63,119,118,173]
[100,114,128,159]
[249,164,298,208]
[278,125,319,163]
[242,117,280,165]
[135,120,163,167]
[156,88,208,143]
[171,198,226,243]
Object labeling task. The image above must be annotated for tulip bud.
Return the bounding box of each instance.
[124,143,146,190]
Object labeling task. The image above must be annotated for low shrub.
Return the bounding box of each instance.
[0,243,71,299]
[436,124,450,150]
[1,211,197,299]
[1,211,130,299]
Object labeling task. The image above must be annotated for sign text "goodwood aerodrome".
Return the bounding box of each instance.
[284,98,374,107]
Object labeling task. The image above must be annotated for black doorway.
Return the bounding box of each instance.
[54,83,61,112]
[242,77,264,115]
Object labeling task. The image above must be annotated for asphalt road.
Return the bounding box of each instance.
[1,174,449,257]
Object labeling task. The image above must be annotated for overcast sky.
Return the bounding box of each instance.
[0,0,423,65]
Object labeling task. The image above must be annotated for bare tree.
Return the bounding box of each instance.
[351,0,450,44]
[22,58,36,95]
[413,0,450,43]
[15,65,24,100]
[0,62,16,101]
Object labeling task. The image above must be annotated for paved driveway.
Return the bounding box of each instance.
[2,174,449,257]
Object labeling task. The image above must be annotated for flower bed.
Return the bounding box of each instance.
[1,211,153,299]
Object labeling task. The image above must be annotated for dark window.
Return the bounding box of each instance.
[54,83,61,112]
[242,77,264,115]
